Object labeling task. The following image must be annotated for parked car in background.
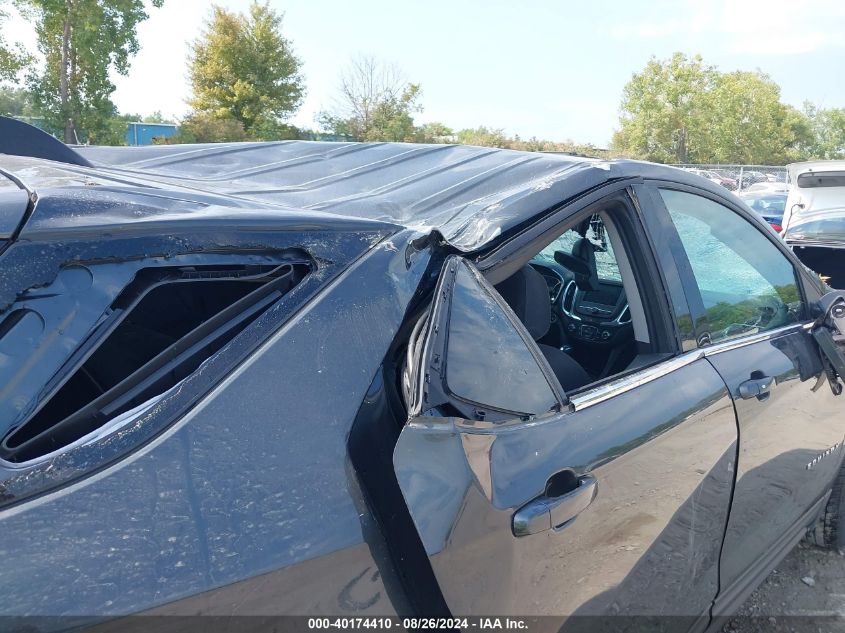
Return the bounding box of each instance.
[0,117,844,633]
[744,182,789,194]
[684,167,737,190]
[740,190,787,232]
[738,170,769,189]
[784,161,845,289]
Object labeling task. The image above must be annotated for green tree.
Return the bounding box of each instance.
[142,110,169,123]
[702,71,812,164]
[0,86,38,117]
[0,1,31,81]
[414,121,453,143]
[168,111,250,144]
[455,126,509,148]
[318,55,422,142]
[188,2,304,137]
[612,53,717,163]
[19,0,163,143]
[612,53,813,164]
[804,102,845,159]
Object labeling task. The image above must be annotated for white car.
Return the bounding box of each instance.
[744,181,789,194]
[783,160,845,289]
[783,161,845,232]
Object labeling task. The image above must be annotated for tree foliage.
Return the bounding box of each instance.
[700,71,811,164]
[803,102,845,160]
[318,56,422,142]
[612,53,813,164]
[613,53,716,163]
[188,2,304,136]
[0,86,38,117]
[19,0,163,143]
[0,1,31,81]
[169,111,249,144]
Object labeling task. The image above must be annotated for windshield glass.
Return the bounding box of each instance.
[536,215,622,282]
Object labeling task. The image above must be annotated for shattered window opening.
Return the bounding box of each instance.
[1,261,309,463]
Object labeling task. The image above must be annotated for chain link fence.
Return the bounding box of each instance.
[670,164,788,193]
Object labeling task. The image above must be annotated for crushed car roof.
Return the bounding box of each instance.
[1,122,722,251]
[76,141,611,249]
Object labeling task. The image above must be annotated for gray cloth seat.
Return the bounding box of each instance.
[495,266,591,392]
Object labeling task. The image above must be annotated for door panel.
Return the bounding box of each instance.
[706,329,844,599]
[653,186,845,609]
[394,256,738,623]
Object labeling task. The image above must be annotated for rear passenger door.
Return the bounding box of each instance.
[654,187,845,614]
[394,254,737,628]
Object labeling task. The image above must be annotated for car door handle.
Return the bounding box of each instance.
[738,375,775,401]
[512,473,598,537]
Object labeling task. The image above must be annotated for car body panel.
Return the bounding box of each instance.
[705,327,845,607]
[65,144,736,252]
[395,257,737,622]
[0,234,429,620]
[739,191,786,231]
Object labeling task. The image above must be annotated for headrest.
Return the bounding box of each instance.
[494,265,550,340]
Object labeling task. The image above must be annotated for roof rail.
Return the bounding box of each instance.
[0,116,93,167]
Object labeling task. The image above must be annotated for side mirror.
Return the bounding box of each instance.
[812,291,845,394]
[815,291,845,333]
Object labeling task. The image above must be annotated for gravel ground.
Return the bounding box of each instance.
[725,542,845,632]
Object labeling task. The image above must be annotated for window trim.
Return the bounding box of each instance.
[569,321,811,411]
[477,184,679,358]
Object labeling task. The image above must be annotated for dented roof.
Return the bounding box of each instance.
[2,135,714,250]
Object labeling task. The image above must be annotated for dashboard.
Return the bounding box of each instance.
[530,261,633,347]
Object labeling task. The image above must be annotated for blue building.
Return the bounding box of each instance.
[125,122,177,146]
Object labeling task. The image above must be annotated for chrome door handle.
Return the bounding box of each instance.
[739,375,775,401]
[512,474,598,537]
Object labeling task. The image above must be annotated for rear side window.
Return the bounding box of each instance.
[445,260,558,415]
[659,189,802,346]
[0,258,309,462]
[411,257,559,423]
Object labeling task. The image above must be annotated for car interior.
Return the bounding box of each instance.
[493,211,654,393]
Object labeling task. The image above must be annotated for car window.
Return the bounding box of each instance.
[537,215,622,282]
[659,189,803,346]
[444,259,559,415]
[744,195,786,213]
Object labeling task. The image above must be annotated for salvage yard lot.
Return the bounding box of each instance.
[730,543,845,632]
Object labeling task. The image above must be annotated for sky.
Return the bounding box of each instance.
[3,0,845,147]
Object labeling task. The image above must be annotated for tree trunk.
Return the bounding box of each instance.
[60,0,74,144]
[677,126,688,163]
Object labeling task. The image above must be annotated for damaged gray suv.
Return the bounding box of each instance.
[1,116,844,633]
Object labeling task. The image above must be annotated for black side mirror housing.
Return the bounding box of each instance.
[812,291,845,393]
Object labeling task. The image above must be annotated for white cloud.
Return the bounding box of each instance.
[609,0,845,56]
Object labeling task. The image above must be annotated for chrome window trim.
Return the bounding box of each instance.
[701,322,809,357]
[570,321,811,411]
